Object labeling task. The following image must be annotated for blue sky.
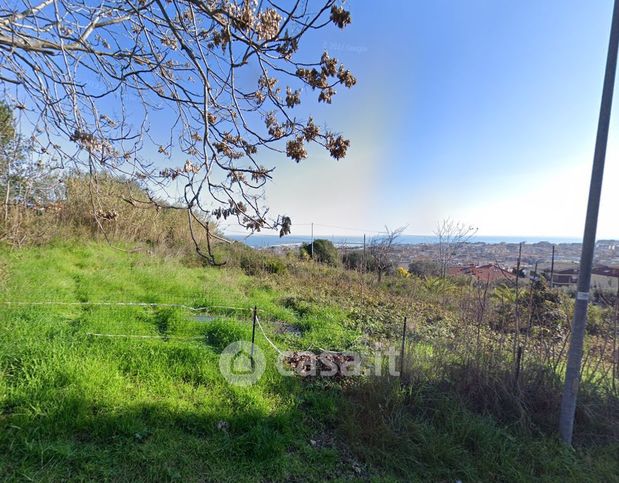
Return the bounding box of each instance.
[247,0,619,239]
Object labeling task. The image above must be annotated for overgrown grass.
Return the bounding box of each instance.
[0,241,616,481]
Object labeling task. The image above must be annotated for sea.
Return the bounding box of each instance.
[226,234,585,249]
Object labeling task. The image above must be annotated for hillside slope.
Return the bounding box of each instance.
[0,242,616,481]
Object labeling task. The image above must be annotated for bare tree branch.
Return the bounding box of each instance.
[435,218,478,278]
[0,0,355,260]
[368,226,406,282]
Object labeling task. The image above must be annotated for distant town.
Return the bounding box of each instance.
[265,238,619,291]
[386,239,617,268]
[385,239,619,290]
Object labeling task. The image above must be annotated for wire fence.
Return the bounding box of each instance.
[0,300,402,374]
[1,296,616,403]
[0,299,367,358]
[0,301,251,312]
[85,333,206,341]
[0,300,293,354]
[254,314,282,354]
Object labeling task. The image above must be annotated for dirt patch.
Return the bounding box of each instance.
[283,351,356,377]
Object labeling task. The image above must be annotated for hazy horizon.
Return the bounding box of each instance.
[222,224,616,243]
[225,232,604,248]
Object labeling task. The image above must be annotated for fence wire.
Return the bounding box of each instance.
[0,301,252,312]
[0,300,292,353]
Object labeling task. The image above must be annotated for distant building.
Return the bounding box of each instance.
[448,264,516,284]
[591,266,619,291]
[596,240,617,250]
[546,268,579,287]
[541,265,619,290]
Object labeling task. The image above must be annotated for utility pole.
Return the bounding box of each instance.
[362,233,366,273]
[310,222,314,259]
[550,245,556,289]
[513,242,523,356]
[399,317,408,378]
[250,306,257,369]
[360,233,366,302]
[559,0,619,446]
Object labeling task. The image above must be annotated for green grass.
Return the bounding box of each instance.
[0,241,616,481]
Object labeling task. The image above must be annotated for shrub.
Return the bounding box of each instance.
[396,267,410,278]
[408,259,441,278]
[240,252,286,276]
[300,239,339,266]
[342,249,386,275]
[342,249,363,269]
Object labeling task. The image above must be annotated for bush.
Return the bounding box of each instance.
[408,259,441,278]
[240,252,286,276]
[300,239,339,266]
[342,249,362,270]
[342,249,386,274]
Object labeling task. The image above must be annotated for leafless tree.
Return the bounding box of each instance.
[435,218,478,278]
[0,0,355,261]
[368,226,405,282]
[0,104,66,247]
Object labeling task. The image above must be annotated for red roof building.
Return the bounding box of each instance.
[447,264,516,284]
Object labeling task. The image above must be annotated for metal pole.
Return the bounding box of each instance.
[250,306,257,369]
[400,317,407,378]
[550,245,556,288]
[362,233,366,273]
[514,346,523,389]
[360,233,366,302]
[559,0,619,446]
[513,242,523,356]
[527,261,539,329]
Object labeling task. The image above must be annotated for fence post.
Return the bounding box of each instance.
[400,316,407,379]
[513,242,523,357]
[251,306,257,369]
[514,345,523,390]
